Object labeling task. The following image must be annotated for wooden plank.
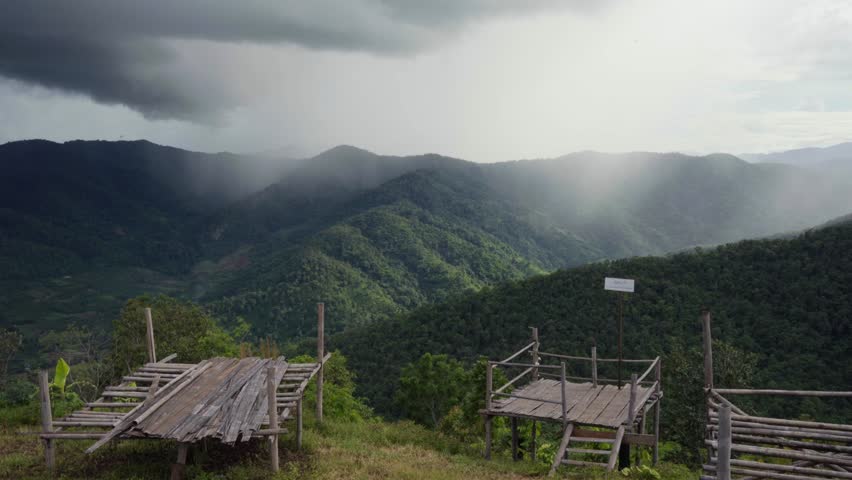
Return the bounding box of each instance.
[145,307,157,363]
[607,426,625,471]
[575,386,619,425]
[548,424,574,477]
[86,360,211,453]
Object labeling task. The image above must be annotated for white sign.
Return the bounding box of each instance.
[604,277,635,293]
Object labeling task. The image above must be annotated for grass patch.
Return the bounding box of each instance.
[0,420,696,479]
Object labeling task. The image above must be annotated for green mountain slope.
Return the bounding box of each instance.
[0,139,296,280]
[4,140,852,367]
[338,217,852,415]
[200,149,852,337]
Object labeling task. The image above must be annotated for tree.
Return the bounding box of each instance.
[664,339,759,465]
[110,295,240,375]
[0,329,23,382]
[395,353,467,428]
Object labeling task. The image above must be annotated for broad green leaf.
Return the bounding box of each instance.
[53,358,70,395]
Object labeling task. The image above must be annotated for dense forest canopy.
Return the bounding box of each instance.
[337,219,852,423]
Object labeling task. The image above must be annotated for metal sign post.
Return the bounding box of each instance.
[604,277,635,389]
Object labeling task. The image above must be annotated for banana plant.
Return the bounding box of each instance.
[49,358,72,399]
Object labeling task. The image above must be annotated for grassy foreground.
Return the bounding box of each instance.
[1,419,696,480]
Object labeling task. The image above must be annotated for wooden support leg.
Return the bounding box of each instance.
[637,408,647,466]
[38,371,55,473]
[653,400,661,465]
[619,442,631,470]
[484,415,492,460]
[530,420,537,462]
[511,417,519,461]
[170,443,188,480]
[296,397,303,450]
[267,366,279,472]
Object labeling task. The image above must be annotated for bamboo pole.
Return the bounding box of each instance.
[148,375,160,399]
[717,404,732,480]
[484,362,493,460]
[145,307,157,364]
[531,327,539,381]
[296,398,303,450]
[316,302,324,424]
[713,388,852,397]
[39,370,55,472]
[560,362,567,429]
[702,311,713,389]
[653,357,661,465]
[627,373,638,427]
[591,346,598,387]
[267,366,279,472]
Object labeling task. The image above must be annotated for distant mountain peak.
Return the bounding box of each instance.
[316,145,377,158]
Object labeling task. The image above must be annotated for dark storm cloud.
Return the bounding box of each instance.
[0,1,592,120]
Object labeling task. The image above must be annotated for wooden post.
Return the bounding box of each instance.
[484,416,492,459]
[717,404,732,480]
[485,361,493,411]
[170,443,188,480]
[653,358,661,465]
[591,346,598,388]
[702,310,713,390]
[296,398,303,449]
[511,417,519,461]
[531,327,540,381]
[38,370,55,472]
[316,302,324,424]
[145,307,157,364]
[267,366,279,472]
[530,421,537,462]
[702,310,715,464]
[148,374,160,399]
[560,362,568,429]
[628,373,638,428]
[484,361,493,460]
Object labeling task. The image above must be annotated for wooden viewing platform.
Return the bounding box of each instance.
[699,311,852,480]
[36,303,330,479]
[482,328,663,476]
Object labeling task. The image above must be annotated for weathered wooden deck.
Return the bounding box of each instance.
[489,379,654,428]
[481,328,663,475]
[80,356,323,451]
[38,303,330,478]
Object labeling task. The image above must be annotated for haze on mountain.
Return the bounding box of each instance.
[3,139,852,350]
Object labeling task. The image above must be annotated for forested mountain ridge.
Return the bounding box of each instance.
[337,216,852,416]
[3,139,852,362]
[0,139,297,280]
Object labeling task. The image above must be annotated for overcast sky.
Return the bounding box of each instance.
[1,0,851,162]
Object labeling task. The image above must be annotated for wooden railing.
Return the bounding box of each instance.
[486,333,662,431]
[700,310,852,480]
[703,389,852,480]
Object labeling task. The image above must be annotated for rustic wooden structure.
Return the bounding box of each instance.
[700,311,852,480]
[481,327,663,475]
[37,303,329,477]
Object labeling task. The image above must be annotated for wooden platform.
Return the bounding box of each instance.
[488,379,654,428]
[77,356,323,452]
